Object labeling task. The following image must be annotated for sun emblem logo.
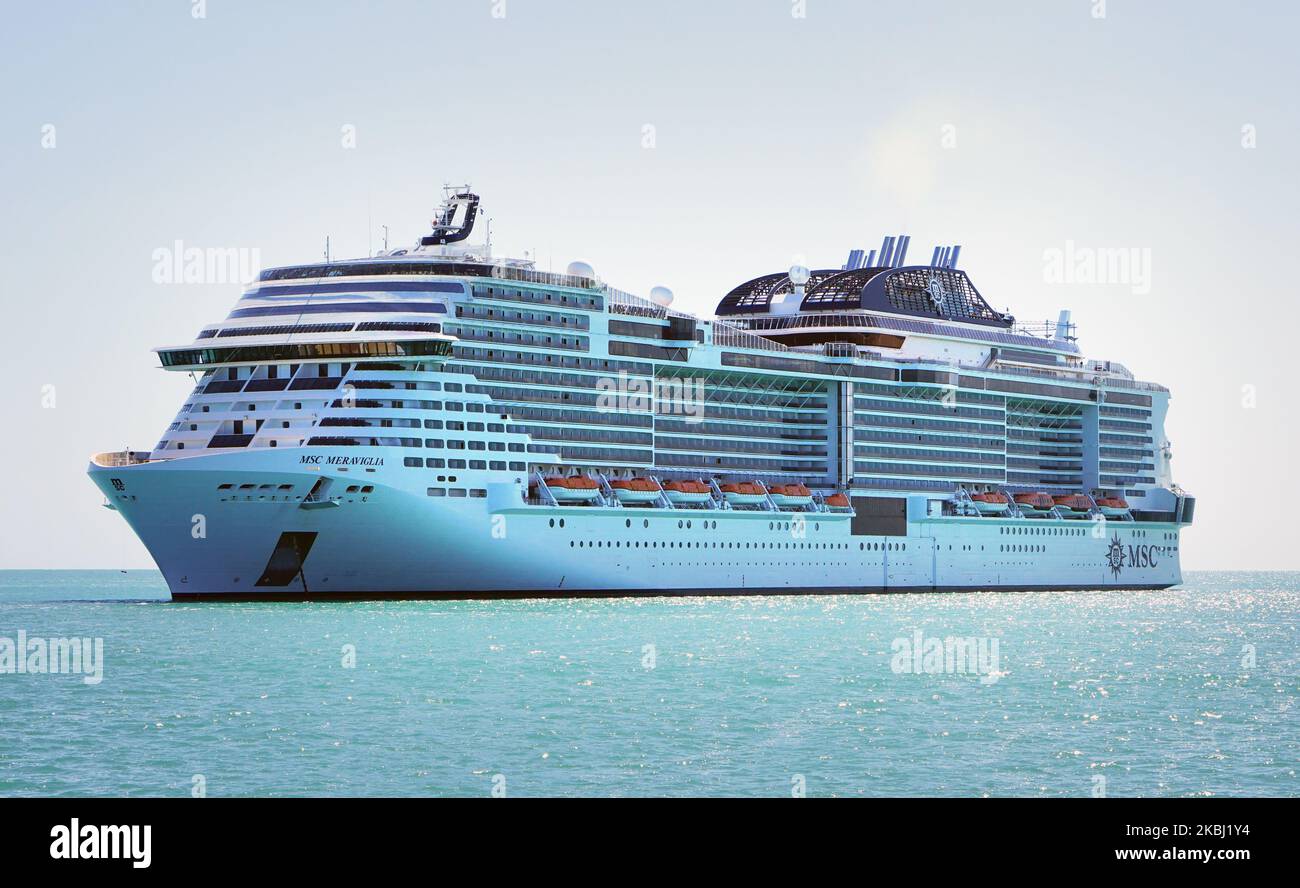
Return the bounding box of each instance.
[927,275,948,311]
[1106,533,1126,579]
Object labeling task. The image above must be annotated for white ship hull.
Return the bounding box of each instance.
[89,449,1182,600]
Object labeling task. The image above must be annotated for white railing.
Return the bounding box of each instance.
[92,451,150,468]
[712,321,790,352]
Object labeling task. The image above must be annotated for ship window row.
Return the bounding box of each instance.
[855,414,1005,435]
[854,461,1005,480]
[162,339,451,368]
[331,399,489,414]
[423,438,522,452]
[854,398,1005,421]
[1101,390,1153,408]
[416,459,525,472]
[1006,472,1082,484]
[471,283,603,311]
[200,322,444,340]
[480,390,827,425]
[980,377,1098,402]
[854,429,1005,451]
[444,323,589,352]
[426,488,488,497]
[509,425,654,446]
[488,402,653,429]
[693,389,827,411]
[653,453,828,472]
[1006,457,1083,470]
[607,319,674,339]
[469,371,824,417]
[657,437,828,457]
[526,444,655,464]
[853,477,960,492]
[1005,417,1082,432]
[455,303,590,330]
[1002,525,1088,536]
[214,322,355,338]
[1099,418,1152,432]
[450,348,653,376]
[1006,443,1082,457]
[307,436,423,447]
[1100,474,1155,485]
[657,420,828,442]
[1100,405,1152,419]
[324,398,488,414]
[568,539,862,553]
[608,341,690,362]
[854,446,1005,466]
[1100,460,1154,471]
[1007,428,1083,442]
[855,382,1005,407]
[348,379,454,393]
[1099,446,1153,457]
[319,417,423,429]
[720,351,897,381]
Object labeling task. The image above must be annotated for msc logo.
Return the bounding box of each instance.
[1106,533,1160,579]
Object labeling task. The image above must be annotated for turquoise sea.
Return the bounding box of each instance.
[0,570,1294,797]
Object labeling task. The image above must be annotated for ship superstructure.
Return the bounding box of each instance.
[89,190,1193,598]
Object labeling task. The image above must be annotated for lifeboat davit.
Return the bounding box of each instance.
[543,475,601,503]
[970,491,1010,515]
[608,478,660,504]
[721,482,767,506]
[768,483,813,508]
[1052,494,1094,515]
[663,479,712,505]
[824,492,853,512]
[1095,496,1130,518]
[1013,492,1055,513]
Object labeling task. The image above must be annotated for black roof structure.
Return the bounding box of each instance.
[714,268,841,316]
[715,263,1011,328]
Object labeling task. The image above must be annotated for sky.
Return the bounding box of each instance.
[1,0,1296,570]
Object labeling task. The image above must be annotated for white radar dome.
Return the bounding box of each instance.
[788,265,811,287]
[649,286,674,307]
[565,260,595,279]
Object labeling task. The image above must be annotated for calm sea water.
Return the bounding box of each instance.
[0,570,1294,797]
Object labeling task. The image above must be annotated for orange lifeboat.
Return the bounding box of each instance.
[543,475,601,503]
[663,479,712,505]
[609,478,660,504]
[1095,496,1130,517]
[768,483,813,508]
[1013,492,1055,513]
[824,492,853,511]
[970,491,1010,515]
[1053,494,1093,514]
[721,482,767,506]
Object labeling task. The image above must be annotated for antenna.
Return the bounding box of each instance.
[324,236,330,263]
[381,225,389,252]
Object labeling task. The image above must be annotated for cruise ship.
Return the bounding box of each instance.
[89,189,1194,599]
